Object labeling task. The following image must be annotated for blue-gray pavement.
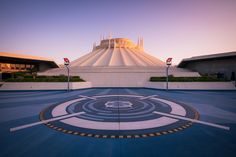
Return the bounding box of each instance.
[0,88,236,157]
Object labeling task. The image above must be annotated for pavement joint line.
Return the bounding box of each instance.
[10,112,85,132]
[153,111,230,130]
[78,95,97,100]
[139,95,158,100]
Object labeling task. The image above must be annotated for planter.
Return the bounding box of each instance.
[0,82,92,91]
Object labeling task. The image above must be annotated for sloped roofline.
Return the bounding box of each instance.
[0,52,55,62]
[178,51,236,67]
[0,52,59,68]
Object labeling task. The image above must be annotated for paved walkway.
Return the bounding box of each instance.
[0,88,236,157]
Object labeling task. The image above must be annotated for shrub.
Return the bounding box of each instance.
[150,76,227,82]
[36,75,47,78]
[24,75,33,78]
[5,75,85,82]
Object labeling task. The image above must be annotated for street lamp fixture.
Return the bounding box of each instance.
[166,58,172,90]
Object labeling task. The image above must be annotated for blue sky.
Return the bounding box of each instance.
[0,0,236,64]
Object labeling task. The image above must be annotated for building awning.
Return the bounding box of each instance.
[178,51,236,68]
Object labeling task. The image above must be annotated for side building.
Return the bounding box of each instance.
[0,52,59,80]
[178,51,236,80]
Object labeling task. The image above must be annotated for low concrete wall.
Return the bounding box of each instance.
[1,81,235,90]
[39,67,200,87]
[145,82,236,90]
[0,82,92,91]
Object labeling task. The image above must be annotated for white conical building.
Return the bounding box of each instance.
[40,37,199,87]
[70,38,165,67]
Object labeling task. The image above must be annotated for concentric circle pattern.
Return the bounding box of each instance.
[40,95,199,138]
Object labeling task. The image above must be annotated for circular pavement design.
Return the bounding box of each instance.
[40,95,199,138]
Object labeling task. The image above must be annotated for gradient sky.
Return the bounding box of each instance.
[0,0,236,65]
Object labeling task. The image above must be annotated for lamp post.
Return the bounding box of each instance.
[166,58,172,91]
[63,58,70,91]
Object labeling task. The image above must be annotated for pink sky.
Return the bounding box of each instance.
[0,0,236,65]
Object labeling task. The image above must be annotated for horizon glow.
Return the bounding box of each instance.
[0,0,236,65]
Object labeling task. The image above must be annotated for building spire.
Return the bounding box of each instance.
[108,32,112,39]
[140,37,144,50]
[137,37,140,48]
[92,42,96,51]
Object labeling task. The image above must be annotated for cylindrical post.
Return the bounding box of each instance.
[66,65,70,91]
[166,65,169,90]
[165,57,172,91]
[63,58,70,91]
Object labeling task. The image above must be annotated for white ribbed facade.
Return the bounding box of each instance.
[70,38,165,67]
[40,38,199,87]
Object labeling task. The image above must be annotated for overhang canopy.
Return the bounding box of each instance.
[0,52,59,70]
[178,51,236,68]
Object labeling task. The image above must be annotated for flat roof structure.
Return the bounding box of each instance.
[178,51,236,79]
[178,51,236,67]
[0,52,59,72]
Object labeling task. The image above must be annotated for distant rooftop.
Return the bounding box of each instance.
[0,52,59,70]
[178,51,236,67]
[0,52,54,62]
